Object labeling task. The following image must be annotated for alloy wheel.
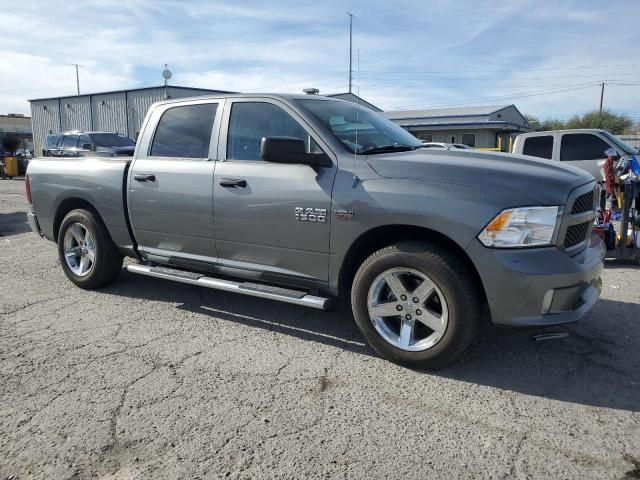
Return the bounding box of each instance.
[366,267,449,352]
[63,223,96,277]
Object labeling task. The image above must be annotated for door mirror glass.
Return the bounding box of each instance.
[261,137,329,166]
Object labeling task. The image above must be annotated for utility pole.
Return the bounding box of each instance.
[71,64,82,95]
[599,81,605,114]
[347,12,354,93]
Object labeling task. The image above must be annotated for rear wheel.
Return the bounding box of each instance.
[57,209,123,289]
[351,241,482,369]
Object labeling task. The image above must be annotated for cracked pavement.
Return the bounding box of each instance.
[1,179,639,479]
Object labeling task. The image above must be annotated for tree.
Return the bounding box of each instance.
[541,119,566,131]
[524,114,542,131]
[565,110,631,134]
[524,114,566,131]
[523,110,632,134]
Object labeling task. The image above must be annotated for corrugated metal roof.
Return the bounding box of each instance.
[398,115,494,126]
[29,85,235,102]
[382,105,510,120]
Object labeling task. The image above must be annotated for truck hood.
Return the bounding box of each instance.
[366,149,595,205]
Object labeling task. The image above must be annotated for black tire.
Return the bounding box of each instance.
[351,241,482,370]
[57,208,123,289]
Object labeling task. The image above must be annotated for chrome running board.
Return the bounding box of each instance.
[126,264,330,310]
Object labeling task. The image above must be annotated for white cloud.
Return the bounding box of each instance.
[0,0,639,121]
[0,51,133,114]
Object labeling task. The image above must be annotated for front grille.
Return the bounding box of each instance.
[571,189,595,214]
[564,221,591,248]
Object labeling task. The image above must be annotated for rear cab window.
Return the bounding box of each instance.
[150,103,218,158]
[560,133,611,161]
[522,135,553,159]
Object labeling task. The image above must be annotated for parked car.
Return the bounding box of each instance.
[451,143,473,150]
[42,131,135,157]
[421,142,452,149]
[420,142,473,150]
[512,129,638,181]
[26,94,604,369]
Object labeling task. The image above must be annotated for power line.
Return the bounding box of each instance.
[360,81,603,89]
[389,84,599,110]
[358,63,640,75]
[356,71,640,81]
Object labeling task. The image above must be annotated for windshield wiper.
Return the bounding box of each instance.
[359,144,417,155]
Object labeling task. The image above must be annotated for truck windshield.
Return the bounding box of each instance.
[297,99,422,154]
[89,133,135,148]
[600,131,638,155]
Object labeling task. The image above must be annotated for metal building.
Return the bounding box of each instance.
[29,86,233,156]
[382,104,530,150]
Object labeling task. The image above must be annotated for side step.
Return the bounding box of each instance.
[126,264,330,310]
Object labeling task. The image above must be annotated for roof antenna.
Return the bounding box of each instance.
[352,48,361,188]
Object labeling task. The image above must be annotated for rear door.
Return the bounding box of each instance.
[128,99,222,265]
[213,98,337,283]
[559,133,615,181]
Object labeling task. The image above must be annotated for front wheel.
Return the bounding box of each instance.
[351,241,482,369]
[57,209,123,289]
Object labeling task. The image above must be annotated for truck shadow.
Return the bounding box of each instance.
[104,271,640,412]
[0,212,30,237]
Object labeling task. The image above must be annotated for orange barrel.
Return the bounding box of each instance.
[3,157,18,177]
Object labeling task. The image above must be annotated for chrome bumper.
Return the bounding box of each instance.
[27,211,44,237]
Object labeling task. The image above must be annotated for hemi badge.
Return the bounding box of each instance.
[335,209,354,220]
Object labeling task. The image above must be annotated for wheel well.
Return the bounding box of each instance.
[52,198,98,242]
[338,225,487,304]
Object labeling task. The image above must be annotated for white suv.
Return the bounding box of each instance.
[512,129,637,181]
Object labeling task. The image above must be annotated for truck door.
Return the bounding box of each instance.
[558,132,615,182]
[128,100,222,265]
[213,99,337,283]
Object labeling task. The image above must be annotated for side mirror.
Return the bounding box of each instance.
[604,147,620,158]
[260,137,330,167]
[81,143,93,150]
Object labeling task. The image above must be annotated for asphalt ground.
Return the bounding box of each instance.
[1,178,639,479]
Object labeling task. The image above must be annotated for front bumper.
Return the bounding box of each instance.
[27,211,44,237]
[467,234,605,327]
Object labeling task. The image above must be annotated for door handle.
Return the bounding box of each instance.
[134,173,156,182]
[219,178,247,188]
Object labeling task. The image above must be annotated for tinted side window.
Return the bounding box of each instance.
[227,102,310,161]
[560,134,611,161]
[61,135,78,148]
[150,103,217,158]
[45,134,62,147]
[523,135,553,159]
[78,134,92,148]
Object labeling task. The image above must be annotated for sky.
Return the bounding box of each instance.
[1,0,639,120]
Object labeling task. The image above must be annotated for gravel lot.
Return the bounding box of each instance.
[1,179,639,479]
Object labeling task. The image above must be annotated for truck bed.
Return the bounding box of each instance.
[27,157,135,254]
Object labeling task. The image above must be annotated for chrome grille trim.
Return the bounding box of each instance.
[558,182,597,255]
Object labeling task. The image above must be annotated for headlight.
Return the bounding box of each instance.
[478,206,560,248]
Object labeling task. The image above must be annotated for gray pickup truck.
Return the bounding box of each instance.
[26,94,605,368]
